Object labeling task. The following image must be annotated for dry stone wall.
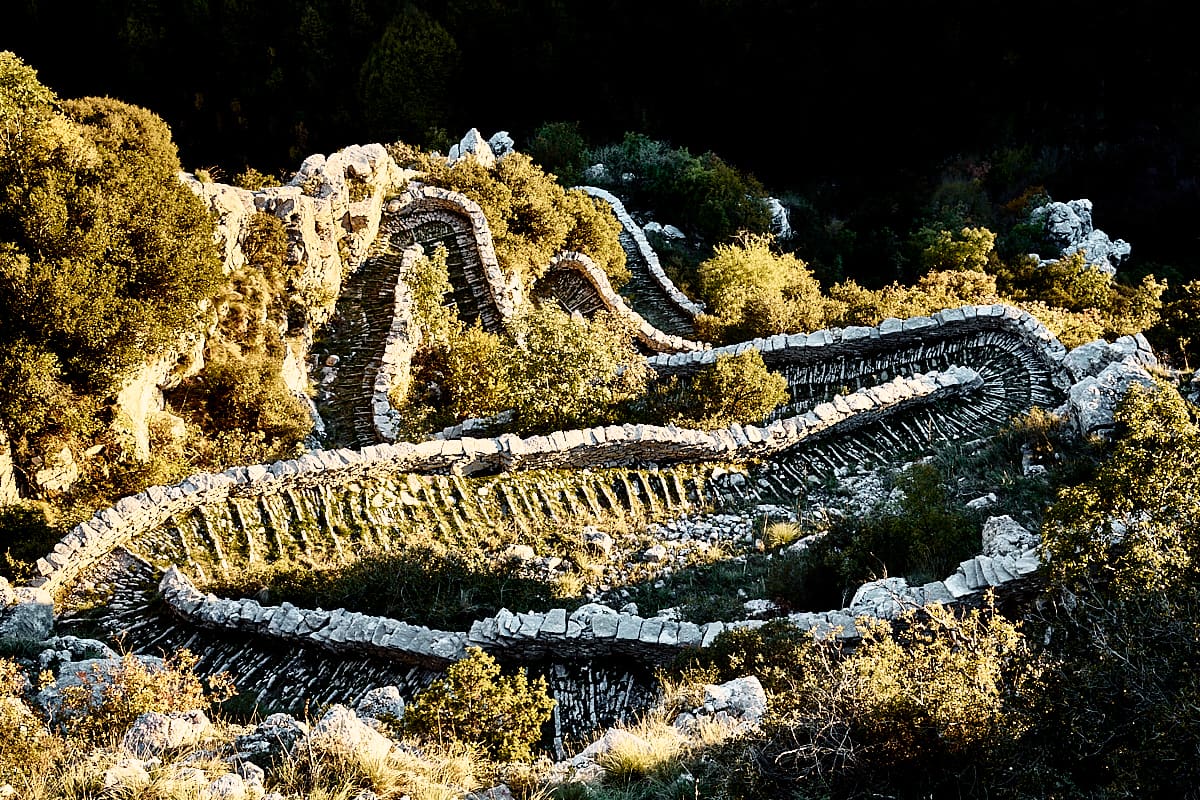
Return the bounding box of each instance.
[156,512,1042,668]
[578,186,704,335]
[534,251,707,354]
[33,302,1075,595]
[386,184,520,330]
[32,360,983,594]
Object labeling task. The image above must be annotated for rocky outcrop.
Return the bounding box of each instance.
[0,430,17,505]
[1057,358,1156,437]
[1061,333,1157,384]
[1029,198,1131,276]
[122,710,212,757]
[447,127,497,168]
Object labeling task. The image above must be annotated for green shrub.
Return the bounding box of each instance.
[663,349,789,430]
[402,647,554,762]
[58,649,235,745]
[696,232,826,342]
[0,658,61,783]
[232,167,275,190]
[913,226,997,272]
[441,306,647,434]
[527,120,588,186]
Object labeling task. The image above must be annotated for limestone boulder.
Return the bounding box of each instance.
[981,515,1038,559]
[447,128,496,168]
[234,713,309,768]
[36,656,165,717]
[0,598,54,649]
[701,676,768,725]
[305,704,393,762]
[355,685,405,722]
[1029,198,1130,275]
[122,709,212,757]
[1058,358,1156,437]
[765,197,792,240]
[487,131,515,159]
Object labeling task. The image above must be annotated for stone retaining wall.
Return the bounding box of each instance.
[387,184,521,327]
[370,245,425,443]
[649,303,1073,395]
[157,514,1042,667]
[578,187,706,319]
[32,360,984,595]
[536,251,708,353]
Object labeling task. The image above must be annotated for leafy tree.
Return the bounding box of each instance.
[0,54,221,457]
[357,6,459,143]
[1043,380,1200,599]
[402,646,554,761]
[586,132,772,245]
[527,120,588,185]
[672,349,789,429]
[826,269,999,327]
[696,232,826,342]
[914,225,997,272]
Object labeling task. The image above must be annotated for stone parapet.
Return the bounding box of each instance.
[577,187,706,319]
[156,512,1042,666]
[32,360,984,595]
[537,251,708,354]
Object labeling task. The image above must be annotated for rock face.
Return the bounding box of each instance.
[1057,358,1156,436]
[0,430,19,505]
[306,704,393,761]
[1029,198,1131,276]
[766,197,792,240]
[234,713,309,767]
[0,596,54,648]
[33,445,78,494]
[447,128,497,168]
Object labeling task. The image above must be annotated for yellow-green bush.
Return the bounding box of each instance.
[59,649,235,745]
[420,151,627,289]
[696,232,826,342]
[402,647,554,762]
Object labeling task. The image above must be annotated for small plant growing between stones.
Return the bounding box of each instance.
[401,647,554,762]
[57,649,235,745]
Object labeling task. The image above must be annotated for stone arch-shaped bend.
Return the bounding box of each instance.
[385,184,521,332]
[577,186,704,338]
[533,251,708,354]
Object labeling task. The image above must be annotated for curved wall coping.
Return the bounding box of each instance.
[386,183,521,323]
[540,251,709,354]
[32,359,985,595]
[648,303,1073,393]
[157,513,1041,667]
[577,186,706,319]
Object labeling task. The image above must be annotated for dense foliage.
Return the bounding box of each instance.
[0,53,221,453]
[402,647,554,762]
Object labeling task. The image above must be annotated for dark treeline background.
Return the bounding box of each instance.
[5,0,1198,279]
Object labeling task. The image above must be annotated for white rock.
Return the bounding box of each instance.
[122,709,211,756]
[306,704,393,762]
